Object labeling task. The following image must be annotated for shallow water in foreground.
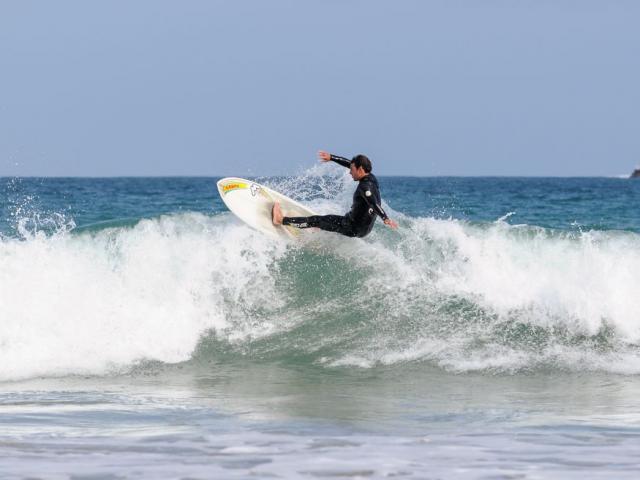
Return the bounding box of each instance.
[3,363,640,479]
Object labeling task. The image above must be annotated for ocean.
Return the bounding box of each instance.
[1,165,640,479]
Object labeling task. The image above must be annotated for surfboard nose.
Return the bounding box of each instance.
[216,177,316,240]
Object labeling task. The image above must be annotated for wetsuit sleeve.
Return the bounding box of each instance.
[330,154,351,168]
[359,186,389,221]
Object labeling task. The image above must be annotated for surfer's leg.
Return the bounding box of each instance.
[283,215,357,237]
[282,216,317,229]
[272,202,284,225]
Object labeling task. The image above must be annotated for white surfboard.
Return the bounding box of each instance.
[217,177,317,239]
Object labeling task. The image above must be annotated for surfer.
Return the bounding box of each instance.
[272,151,398,237]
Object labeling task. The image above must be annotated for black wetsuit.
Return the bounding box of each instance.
[282,154,389,237]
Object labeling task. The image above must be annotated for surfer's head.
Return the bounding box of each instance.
[351,155,372,173]
[350,154,371,180]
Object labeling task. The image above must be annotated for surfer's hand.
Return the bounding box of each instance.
[384,218,398,229]
[318,150,331,162]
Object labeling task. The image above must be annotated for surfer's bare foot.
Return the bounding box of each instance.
[272,202,283,225]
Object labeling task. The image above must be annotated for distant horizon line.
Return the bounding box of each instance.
[0,174,636,180]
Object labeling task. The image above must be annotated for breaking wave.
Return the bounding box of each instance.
[1,170,640,381]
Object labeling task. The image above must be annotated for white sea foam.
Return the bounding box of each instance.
[328,215,640,373]
[0,213,287,381]
[419,218,640,339]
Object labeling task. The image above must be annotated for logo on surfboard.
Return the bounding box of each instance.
[222,182,248,195]
[250,183,261,196]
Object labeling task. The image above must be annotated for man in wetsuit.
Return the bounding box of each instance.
[272,150,398,237]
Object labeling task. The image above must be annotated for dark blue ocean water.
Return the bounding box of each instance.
[2,172,640,479]
[2,176,639,237]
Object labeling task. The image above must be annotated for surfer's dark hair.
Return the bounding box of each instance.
[350,154,372,173]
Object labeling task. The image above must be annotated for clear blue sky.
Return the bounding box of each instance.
[1,0,639,177]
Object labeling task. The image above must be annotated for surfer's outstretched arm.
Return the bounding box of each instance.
[318,150,350,168]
